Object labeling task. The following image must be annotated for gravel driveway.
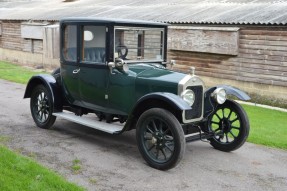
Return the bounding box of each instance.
[0,79,286,191]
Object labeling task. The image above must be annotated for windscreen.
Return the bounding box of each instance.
[114,27,164,62]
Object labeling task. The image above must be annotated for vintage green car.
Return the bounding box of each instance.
[24,18,250,170]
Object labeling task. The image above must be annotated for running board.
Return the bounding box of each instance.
[53,112,124,134]
[185,133,213,142]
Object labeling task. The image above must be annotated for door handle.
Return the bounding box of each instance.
[73,68,80,74]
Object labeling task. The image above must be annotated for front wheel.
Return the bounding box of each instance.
[136,108,185,170]
[30,85,56,129]
[207,100,250,152]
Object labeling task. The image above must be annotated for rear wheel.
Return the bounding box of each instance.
[207,100,249,152]
[30,85,56,129]
[136,108,185,170]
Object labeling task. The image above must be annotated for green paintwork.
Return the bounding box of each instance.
[134,64,185,100]
[61,63,81,105]
[107,63,186,115]
[79,66,109,111]
[62,62,186,115]
[107,69,137,115]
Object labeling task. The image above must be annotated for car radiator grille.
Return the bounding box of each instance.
[185,86,203,120]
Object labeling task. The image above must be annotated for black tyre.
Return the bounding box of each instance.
[30,85,56,129]
[207,100,249,152]
[136,108,185,170]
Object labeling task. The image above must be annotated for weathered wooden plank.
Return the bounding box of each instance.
[172,59,234,67]
[213,62,287,75]
[168,56,222,64]
[239,70,287,81]
[178,65,287,83]
[22,39,32,52]
[239,44,287,52]
[1,22,23,51]
[168,50,231,61]
[43,25,59,59]
[33,40,43,54]
[240,39,287,46]
[239,48,287,57]
[168,28,239,55]
[176,65,238,77]
[240,34,287,41]
[240,29,287,36]
[175,66,286,86]
[174,58,287,74]
[175,66,287,87]
[222,61,287,72]
[169,50,287,67]
[237,57,287,67]
[237,52,287,62]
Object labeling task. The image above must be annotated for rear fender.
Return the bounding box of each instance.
[24,74,63,112]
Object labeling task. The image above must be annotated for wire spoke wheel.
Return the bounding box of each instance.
[136,108,185,170]
[207,100,250,152]
[30,85,56,129]
[33,92,49,123]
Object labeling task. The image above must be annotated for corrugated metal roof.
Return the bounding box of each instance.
[1,0,287,25]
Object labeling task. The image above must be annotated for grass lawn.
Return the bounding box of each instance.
[242,104,287,150]
[0,61,84,190]
[0,61,47,84]
[0,146,84,191]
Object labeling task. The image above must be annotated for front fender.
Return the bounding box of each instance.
[217,85,250,101]
[24,74,62,112]
[136,92,191,111]
[131,92,191,124]
[203,85,250,119]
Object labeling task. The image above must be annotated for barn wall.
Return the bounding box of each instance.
[0,20,59,68]
[168,26,287,99]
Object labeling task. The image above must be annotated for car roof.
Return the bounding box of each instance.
[60,17,168,27]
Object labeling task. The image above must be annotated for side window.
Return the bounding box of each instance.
[63,25,77,62]
[81,26,106,63]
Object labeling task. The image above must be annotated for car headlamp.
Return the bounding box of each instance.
[212,88,227,104]
[181,89,195,106]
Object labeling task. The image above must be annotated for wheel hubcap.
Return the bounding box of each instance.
[221,118,231,133]
[142,117,175,163]
[152,132,166,149]
[210,107,241,144]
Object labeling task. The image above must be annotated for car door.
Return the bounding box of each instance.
[60,24,82,105]
[78,25,109,111]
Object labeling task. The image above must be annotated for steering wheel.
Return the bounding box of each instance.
[116,45,128,59]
